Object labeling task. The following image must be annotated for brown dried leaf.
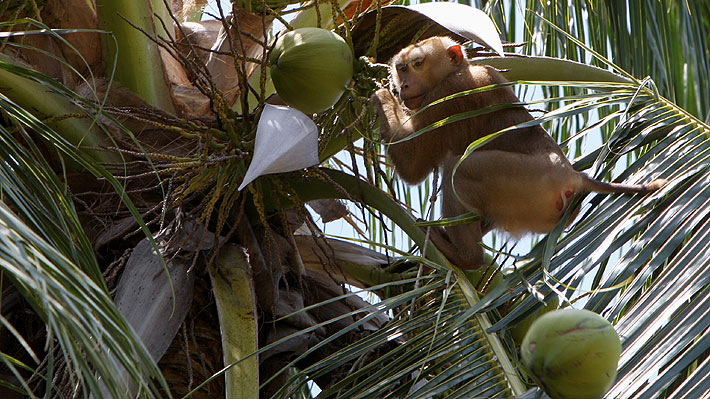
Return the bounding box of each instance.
[294,235,389,288]
[308,199,349,223]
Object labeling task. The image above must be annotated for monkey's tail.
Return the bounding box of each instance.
[582,175,667,194]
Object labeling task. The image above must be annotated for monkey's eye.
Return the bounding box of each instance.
[398,65,407,72]
[413,59,423,68]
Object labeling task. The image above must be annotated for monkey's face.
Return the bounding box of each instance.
[389,37,465,110]
[390,48,430,110]
[391,58,431,110]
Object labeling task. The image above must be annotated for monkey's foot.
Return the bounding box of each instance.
[420,223,483,270]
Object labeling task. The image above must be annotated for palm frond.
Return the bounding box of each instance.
[0,201,167,398]
[467,3,710,397]
[0,55,169,397]
[3,1,709,398]
[514,0,710,122]
[272,273,520,399]
[0,93,104,284]
[284,3,710,397]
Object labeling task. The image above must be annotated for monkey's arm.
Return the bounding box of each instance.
[371,89,447,184]
[371,89,411,142]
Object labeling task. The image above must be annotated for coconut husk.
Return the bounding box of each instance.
[203,9,273,106]
[176,20,224,66]
[12,0,101,88]
[41,0,102,74]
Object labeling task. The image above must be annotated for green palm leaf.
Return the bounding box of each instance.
[473,2,710,397]
[0,56,169,397]
[2,0,710,398]
[272,276,518,399]
[0,201,167,398]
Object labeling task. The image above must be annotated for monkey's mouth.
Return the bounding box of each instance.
[401,94,425,110]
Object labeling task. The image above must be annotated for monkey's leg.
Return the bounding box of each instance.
[423,224,485,269]
[436,164,487,269]
[447,150,575,235]
[433,151,576,269]
[432,221,487,270]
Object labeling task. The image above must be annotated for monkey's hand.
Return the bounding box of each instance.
[371,88,397,105]
[370,88,408,142]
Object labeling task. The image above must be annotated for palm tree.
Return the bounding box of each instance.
[0,0,708,398]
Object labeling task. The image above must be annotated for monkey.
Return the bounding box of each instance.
[370,36,666,269]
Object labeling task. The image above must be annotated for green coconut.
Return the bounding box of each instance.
[270,28,353,114]
[510,296,560,344]
[464,268,503,293]
[521,309,621,399]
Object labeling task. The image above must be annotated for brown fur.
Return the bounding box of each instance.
[371,36,665,269]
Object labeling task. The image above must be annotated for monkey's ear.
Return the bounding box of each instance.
[447,45,464,65]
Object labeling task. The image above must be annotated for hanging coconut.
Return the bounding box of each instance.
[521,309,621,399]
[510,296,560,344]
[270,28,354,114]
